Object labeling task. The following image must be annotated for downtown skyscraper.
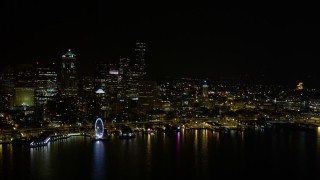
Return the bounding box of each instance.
[134,42,146,79]
[59,49,78,97]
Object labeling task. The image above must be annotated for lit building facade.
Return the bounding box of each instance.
[0,65,15,111]
[94,62,108,91]
[13,64,35,111]
[134,42,146,79]
[202,80,208,97]
[14,87,34,110]
[34,62,58,106]
[15,64,34,87]
[138,80,159,114]
[0,65,15,95]
[125,43,147,100]
[60,49,78,97]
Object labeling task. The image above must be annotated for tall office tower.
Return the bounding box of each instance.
[138,80,159,114]
[106,63,121,115]
[117,57,131,115]
[107,63,120,94]
[0,65,15,94]
[202,80,208,97]
[0,65,15,112]
[119,56,137,98]
[134,42,146,79]
[81,75,95,120]
[81,75,95,96]
[94,62,108,90]
[34,62,58,107]
[124,42,147,99]
[119,57,130,76]
[15,64,34,87]
[60,49,78,97]
[119,57,131,88]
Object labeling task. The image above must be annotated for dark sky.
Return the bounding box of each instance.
[1,1,320,86]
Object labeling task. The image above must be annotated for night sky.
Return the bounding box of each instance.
[1,1,320,86]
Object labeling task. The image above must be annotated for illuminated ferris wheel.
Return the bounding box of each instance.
[94,118,104,138]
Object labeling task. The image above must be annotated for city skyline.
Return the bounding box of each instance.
[2,2,320,178]
[1,2,320,86]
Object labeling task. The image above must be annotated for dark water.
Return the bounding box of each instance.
[1,127,320,179]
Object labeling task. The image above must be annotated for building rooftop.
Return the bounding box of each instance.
[62,49,76,58]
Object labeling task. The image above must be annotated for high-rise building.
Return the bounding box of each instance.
[202,80,208,97]
[81,75,95,96]
[134,42,146,79]
[138,80,159,114]
[119,57,130,77]
[15,64,34,87]
[81,75,95,121]
[94,62,108,90]
[119,56,138,100]
[106,63,120,95]
[0,66,15,111]
[60,49,78,97]
[119,57,132,96]
[0,65,15,94]
[34,62,58,107]
[106,63,120,115]
[123,43,147,100]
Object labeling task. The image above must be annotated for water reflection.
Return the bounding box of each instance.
[194,129,198,151]
[199,130,209,175]
[91,141,106,179]
[176,132,181,162]
[29,145,51,179]
[1,128,320,179]
[317,127,320,163]
[144,134,152,179]
[317,127,320,148]
[0,145,13,178]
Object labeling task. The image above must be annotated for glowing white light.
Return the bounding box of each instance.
[95,89,105,94]
[109,70,119,75]
[44,137,50,144]
[95,118,104,138]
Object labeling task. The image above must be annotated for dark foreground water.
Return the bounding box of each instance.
[1,127,320,179]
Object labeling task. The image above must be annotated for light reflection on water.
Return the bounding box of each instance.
[317,127,320,164]
[91,141,106,179]
[317,127,320,148]
[1,128,320,179]
[30,145,51,179]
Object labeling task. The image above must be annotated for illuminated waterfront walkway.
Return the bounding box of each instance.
[1,118,319,145]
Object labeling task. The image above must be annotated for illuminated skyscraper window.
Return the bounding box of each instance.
[35,62,58,106]
[60,49,78,97]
